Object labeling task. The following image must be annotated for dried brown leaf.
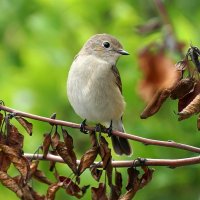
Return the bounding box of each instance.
[120,168,140,200]
[138,48,181,102]
[140,166,154,189]
[89,130,98,147]
[115,170,122,190]
[99,136,112,169]
[0,134,11,171]
[140,89,171,119]
[51,130,60,149]
[56,141,77,174]
[43,133,51,158]
[0,144,30,183]
[15,116,33,135]
[7,124,24,150]
[0,152,11,172]
[29,160,39,177]
[110,170,123,200]
[0,171,23,198]
[78,146,99,175]
[99,136,113,187]
[110,185,121,200]
[46,182,63,200]
[126,167,140,191]
[0,112,3,127]
[178,80,200,112]
[170,78,196,100]
[60,176,85,198]
[120,167,154,200]
[61,128,73,149]
[91,183,108,200]
[175,60,188,71]
[178,94,200,120]
[90,166,103,182]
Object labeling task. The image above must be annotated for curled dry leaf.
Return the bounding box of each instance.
[140,166,154,189]
[115,170,122,190]
[91,183,108,200]
[60,176,87,199]
[56,141,77,175]
[0,112,3,127]
[7,124,24,151]
[43,133,51,158]
[175,60,188,71]
[120,166,154,200]
[170,77,196,100]
[178,80,200,112]
[29,160,39,177]
[126,167,140,191]
[46,182,63,200]
[0,144,30,183]
[51,130,60,149]
[140,89,171,119]
[99,136,112,169]
[78,146,99,176]
[138,47,181,102]
[90,166,103,182]
[15,116,33,135]
[110,170,123,200]
[99,136,113,187]
[178,94,200,120]
[0,171,23,198]
[61,128,73,149]
[89,130,98,147]
[0,134,11,172]
[120,168,140,200]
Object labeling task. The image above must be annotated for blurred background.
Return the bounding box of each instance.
[1,0,200,199]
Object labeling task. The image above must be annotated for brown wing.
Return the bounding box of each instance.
[111,65,122,93]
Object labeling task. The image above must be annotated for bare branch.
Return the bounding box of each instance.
[1,104,200,154]
[24,153,200,168]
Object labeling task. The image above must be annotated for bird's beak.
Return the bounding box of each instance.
[117,49,129,55]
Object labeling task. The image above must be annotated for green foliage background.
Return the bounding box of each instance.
[1,0,200,199]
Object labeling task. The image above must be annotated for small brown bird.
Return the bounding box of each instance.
[67,33,132,155]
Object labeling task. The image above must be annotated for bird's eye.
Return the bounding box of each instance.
[103,41,110,48]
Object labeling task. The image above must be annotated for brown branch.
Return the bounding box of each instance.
[1,104,200,154]
[24,153,200,168]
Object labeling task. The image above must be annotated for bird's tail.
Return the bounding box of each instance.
[111,119,132,155]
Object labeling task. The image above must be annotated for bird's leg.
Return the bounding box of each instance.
[80,119,88,134]
[95,123,102,133]
[107,120,113,137]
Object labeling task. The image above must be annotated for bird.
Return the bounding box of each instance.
[67,33,132,155]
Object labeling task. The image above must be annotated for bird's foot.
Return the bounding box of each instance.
[107,120,113,137]
[80,119,88,134]
[95,123,105,133]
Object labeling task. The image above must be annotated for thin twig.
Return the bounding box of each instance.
[0,104,200,154]
[24,153,200,168]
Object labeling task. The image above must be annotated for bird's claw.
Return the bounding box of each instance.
[107,120,113,137]
[80,119,88,134]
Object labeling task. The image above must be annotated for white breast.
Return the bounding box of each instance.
[67,55,125,123]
